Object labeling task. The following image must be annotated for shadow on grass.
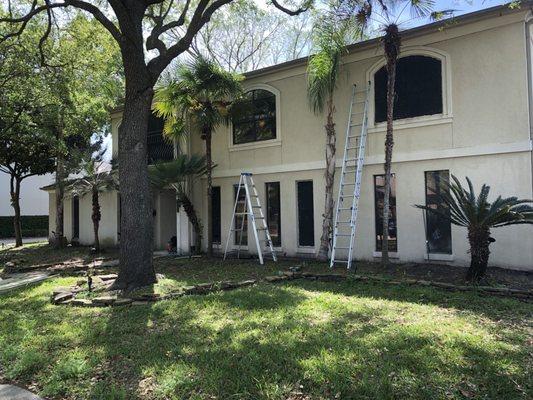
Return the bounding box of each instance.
[1,275,530,400]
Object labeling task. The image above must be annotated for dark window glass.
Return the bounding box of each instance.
[234,185,248,246]
[374,174,397,252]
[375,55,443,123]
[72,196,79,239]
[266,182,281,247]
[233,89,276,144]
[212,187,221,244]
[147,113,174,164]
[297,181,314,247]
[425,170,452,254]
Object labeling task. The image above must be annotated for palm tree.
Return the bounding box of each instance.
[154,56,243,256]
[149,154,209,254]
[65,157,118,252]
[416,175,533,282]
[307,19,348,260]
[336,0,436,264]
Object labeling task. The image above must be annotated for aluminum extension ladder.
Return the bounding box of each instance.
[330,82,371,270]
[223,172,277,264]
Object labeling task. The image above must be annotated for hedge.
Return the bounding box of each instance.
[0,215,49,238]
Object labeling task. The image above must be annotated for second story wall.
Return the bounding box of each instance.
[190,8,531,178]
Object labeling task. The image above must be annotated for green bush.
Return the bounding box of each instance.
[0,215,48,238]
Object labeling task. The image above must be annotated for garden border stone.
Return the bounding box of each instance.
[50,271,532,308]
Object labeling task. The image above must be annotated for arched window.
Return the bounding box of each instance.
[374,55,443,123]
[232,89,276,145]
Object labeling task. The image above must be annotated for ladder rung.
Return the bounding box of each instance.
[335,233,352,237]
[336,221,351,224]
[234,212,248,215]
[334,246,351,250]
[342,183,356,186]
[252,205,261,208]
[338,207,352,210]
[332,260,349,263]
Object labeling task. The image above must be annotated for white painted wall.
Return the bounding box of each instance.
[0,173,53,216]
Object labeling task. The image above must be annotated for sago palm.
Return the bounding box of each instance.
[149,154,208,254]
[415,175,533,282]
[307,18,348,260]
[66,158,118,252]
[154,56,243,256]
[336,0,437,264]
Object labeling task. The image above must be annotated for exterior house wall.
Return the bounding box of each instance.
[191,10,533,270]
[61,6,533,269]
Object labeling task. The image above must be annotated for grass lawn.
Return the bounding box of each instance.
[0,251,531,399]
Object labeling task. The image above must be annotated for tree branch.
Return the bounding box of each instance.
[270,0,308,16]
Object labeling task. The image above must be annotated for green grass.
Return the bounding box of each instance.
[0,256,532,399]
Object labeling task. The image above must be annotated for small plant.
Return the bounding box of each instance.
[416,175,533,282]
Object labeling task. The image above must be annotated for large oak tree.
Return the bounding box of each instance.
[1,0,308,290]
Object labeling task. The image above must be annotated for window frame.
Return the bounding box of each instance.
[296,180,315,249]
[366,46,452,132]
[228,83,282,152]
[373,174,398,253]
[424,170,452,255]
[265,181,282,248]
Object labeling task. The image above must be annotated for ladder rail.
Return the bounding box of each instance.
[243,174,264,264]
[330,82,371,270]
[249,177,278,262]
[330,84,357,268]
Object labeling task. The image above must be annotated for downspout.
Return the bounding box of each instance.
[525,11,533,196]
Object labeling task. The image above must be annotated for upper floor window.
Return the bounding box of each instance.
[232,89,276,145]
[374,55,443,123]
[147,113,173,164]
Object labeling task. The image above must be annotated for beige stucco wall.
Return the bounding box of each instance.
[91,8,533,268]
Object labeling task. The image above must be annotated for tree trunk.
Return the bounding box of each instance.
[179,191,202,254]
[467,226,491,282]
[112,70,157,291]
[381,25,400,266]
[91,187,101,252]
[205,128,213,257]
[10,175,22,247]
[54,129,65,248]
[318,96,336,261]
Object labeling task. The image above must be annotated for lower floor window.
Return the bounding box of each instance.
[297,181,314,247]
[374,174,398,252]
[266,182,281,246]
[425,170,452,254]
[212,187,221,244]
[234,185,248,245]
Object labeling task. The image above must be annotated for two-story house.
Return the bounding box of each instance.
[43,3,533,270]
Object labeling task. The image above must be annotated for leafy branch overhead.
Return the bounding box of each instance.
[1,0,310,83]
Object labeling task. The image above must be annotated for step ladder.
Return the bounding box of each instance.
[223,172,277,264]
[330,82,371,270]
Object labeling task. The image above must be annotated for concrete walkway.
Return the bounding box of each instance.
[0,384,43,399]
[0,272,51,294]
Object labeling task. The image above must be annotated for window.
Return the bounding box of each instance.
[232,89,276,145]
[147,113,173,163]
[212,187,221,244]
[425,170,452,254]
[266,182,281,247]
[72,196,79,239]
[374,55,442,123]
[374,174,397,252]
[297,181,314,247]
[234,185,248,245]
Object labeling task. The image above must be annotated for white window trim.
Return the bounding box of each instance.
[366,46,453,132]
[228,83,282,152]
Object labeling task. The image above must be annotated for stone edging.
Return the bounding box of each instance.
[51,271,533,307]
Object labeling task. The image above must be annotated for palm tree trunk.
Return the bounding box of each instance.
[318,96,336,261]
[467,226,491,282]
[91,187,101,252]
[381,24,401,266]
[10,175,22,247]
[205,128,213,257]
[179,191,202,254]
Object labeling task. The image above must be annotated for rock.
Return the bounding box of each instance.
[71,299,93,307]
[289,266,301,272]
[313,274,346,282]
[236,279,257,287]
[4,262,15,268]
[92,296,116,306]
[52,292,74,304]
[219,281,238,290]
[265,276,287,282]
[113,298,132,306]
[132,300,149,306]
[97,274,118,281]
[52,292,73,305]
[52,286,73,296]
